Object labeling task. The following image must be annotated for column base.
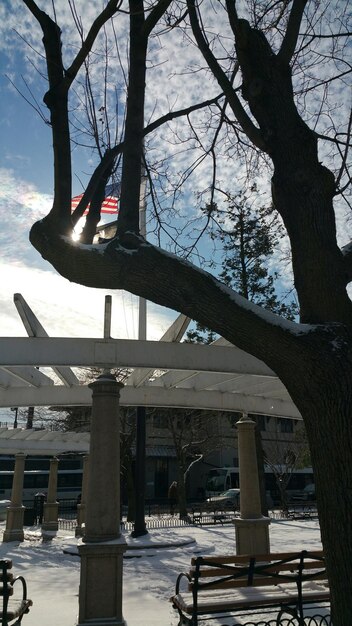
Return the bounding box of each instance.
[77,539,127,626]
[76,618,126,626]
[75,524,84,538]
[41,522,59,532]
[3,506,25,543]
[234,516,271,555]
[42,502,59,532]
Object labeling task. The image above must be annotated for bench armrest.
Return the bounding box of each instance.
[175,572,192,595]
[12,575,29,601]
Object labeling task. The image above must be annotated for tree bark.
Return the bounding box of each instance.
[284,362,352,624]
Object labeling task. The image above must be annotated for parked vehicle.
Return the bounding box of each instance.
[206,488,240,508]
[291,483,316,502]
[205,466,314,504]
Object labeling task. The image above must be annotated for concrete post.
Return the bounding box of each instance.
[3,453,26,542]
[234,414,270,555]
[77,374,126,626]
[42,457,59,533]
[76,455,90,538]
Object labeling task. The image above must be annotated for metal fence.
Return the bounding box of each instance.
[19,497,318,530]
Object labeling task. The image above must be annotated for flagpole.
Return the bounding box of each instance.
[131,168,148,538]
[138,174,147,341]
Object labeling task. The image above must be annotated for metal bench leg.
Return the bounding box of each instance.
[276,604,303,625]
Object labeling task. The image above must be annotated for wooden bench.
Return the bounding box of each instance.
[0,559,32,626]
[170,549,330,626]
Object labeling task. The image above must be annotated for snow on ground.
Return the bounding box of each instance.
[0,518,323,626]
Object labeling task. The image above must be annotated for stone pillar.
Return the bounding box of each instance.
[77,375,127,626]
[234,414,270,555]
[3,453,26,543]
[42,457,59,534]
[76,455,90,538]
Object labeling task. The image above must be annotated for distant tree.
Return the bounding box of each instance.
[216,190,298,319]
[187,190,298,343]
[264,430,307,512]
[151,407,225,518]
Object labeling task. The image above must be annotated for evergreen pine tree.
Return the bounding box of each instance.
[186,189,298,343]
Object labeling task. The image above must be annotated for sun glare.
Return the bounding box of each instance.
[72,217,85,241]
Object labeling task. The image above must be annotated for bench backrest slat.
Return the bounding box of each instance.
[190,550,323,566]
[188,550,326,593]
[191,560,325,578]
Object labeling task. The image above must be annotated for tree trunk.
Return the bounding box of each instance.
[177,466,188,518]
[279,358,352,625]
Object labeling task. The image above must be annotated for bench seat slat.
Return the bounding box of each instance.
[171,580,330,616]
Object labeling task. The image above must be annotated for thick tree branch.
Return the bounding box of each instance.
[142,0,173,38]
[278,0,308,65]
[116,0,147,235]
[187,0,267,152]
[29,220,352,389]
[28,220,305,362]
[65,0,123,85]
[23,0,71,227]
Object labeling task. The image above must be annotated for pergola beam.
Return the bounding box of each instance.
[0,337,277,376]
[0,383,301,418]
[14,293,79,387]
[125,313,190,387]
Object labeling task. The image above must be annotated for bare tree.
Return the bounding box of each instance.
[152,407,226,517]
[14,1,352,620]
[264,435,306,513]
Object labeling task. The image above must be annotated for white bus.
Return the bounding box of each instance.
[0,469,83,502]
[205,466,314,502]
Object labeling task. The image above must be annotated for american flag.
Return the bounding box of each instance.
[71,182,120,215]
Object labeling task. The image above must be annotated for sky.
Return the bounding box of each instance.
[0,516,328,626]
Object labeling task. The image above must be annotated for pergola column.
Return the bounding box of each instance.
[234,414,270,555]
[42,456,59,534]
[76,455,90,538]
[77,374,126,626]
[3,453,26,543]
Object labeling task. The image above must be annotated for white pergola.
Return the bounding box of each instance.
[0,294,301,421]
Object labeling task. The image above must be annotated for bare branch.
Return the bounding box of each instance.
[145,93,224,135]
[5,74,49,125]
